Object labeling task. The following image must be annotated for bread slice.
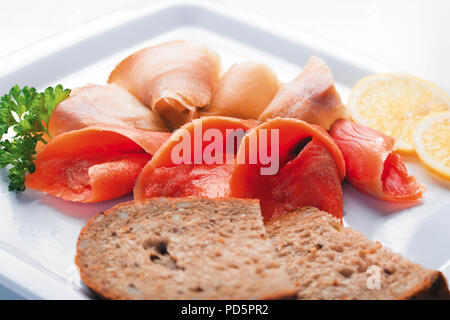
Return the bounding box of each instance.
[266,207,450,300]
[75,197,297,300]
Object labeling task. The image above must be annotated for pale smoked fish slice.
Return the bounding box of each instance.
[266,207,450,300]
[49,84,167,137]
[108,40,221,130]
[258,56,348,130]
[201,62,280,119]
[76,198,297,300]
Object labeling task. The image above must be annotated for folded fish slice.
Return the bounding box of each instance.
[108,40,221,130]
[26,125,171,203]
[230,118,345,222]
[134,116,257,200]
[258,56,348,130]
[49,84,167,137]
[265,139,344,221]
[201,62,280,119]
[330,119,426,202]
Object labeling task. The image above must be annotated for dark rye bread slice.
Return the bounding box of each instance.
[75,197,297,300]
[266,207,450,300]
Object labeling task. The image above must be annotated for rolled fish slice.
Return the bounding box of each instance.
[230,118,345,222]
[48,84,167,137]
[108,40,221,130]
[258,56,348,130]
[330,119,425,202]
[201,62,280,119]
[134,116,257,200]
[26,125,171,203]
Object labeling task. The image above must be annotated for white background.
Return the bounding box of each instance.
[1,0,449,92]
[0,0,449,299]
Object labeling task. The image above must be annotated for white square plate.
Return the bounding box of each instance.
[0,1,449,299]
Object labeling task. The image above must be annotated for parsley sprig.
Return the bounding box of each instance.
[0,85,71,191]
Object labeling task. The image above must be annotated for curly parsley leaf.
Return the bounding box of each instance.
[0,84,71,191]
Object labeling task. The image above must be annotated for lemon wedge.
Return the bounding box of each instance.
[348,74,450,154]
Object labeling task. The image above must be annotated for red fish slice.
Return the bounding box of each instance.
[330,119,426,202]
[26,125,171,203]
[134,117,257,200]
[230,118,345,222]
[139,163,234,199]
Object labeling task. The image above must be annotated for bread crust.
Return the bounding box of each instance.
[401,271,450,300]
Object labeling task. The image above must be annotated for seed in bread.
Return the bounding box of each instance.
[76,197,297,300]
[266,207,450,300]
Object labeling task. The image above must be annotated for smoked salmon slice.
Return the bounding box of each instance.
[48,84,167,137]
[201,62,280,119]
[230,118,346,222]
[26,125,171,203]
[330,119,426,202]
[134,117,257,200]
[108,40,221,130]
[258,56,348,130]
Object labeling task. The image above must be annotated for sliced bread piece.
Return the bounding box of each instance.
[76,197,297,300]
[266,207,450,300]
